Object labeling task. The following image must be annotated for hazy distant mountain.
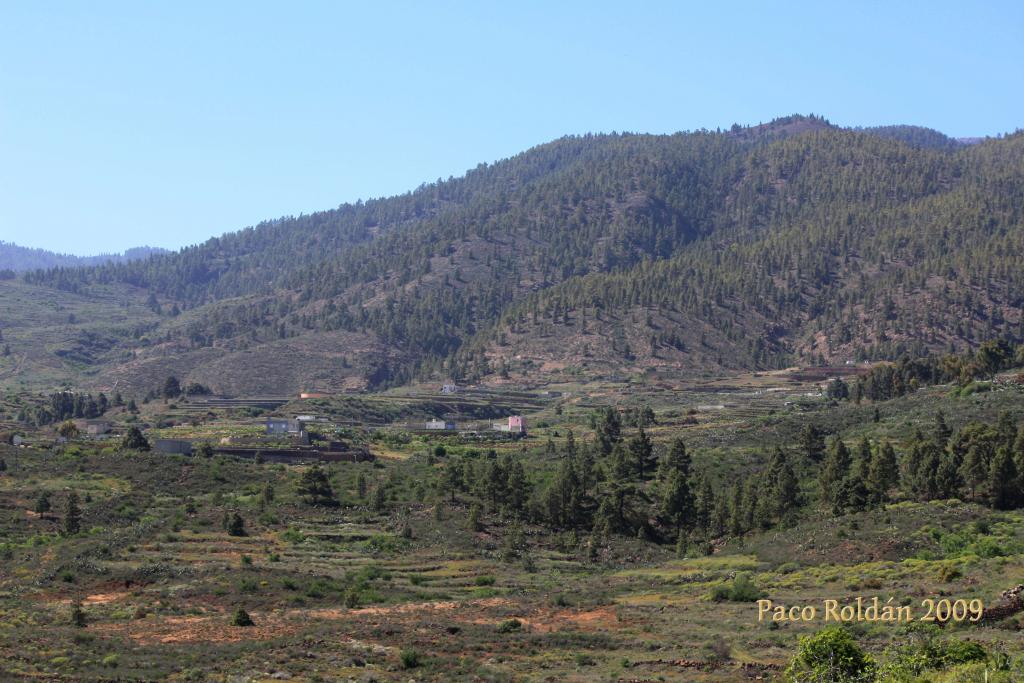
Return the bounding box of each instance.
[5,114,1024,394]
[0,242,168,272]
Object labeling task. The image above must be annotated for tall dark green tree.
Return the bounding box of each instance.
[121,426,150,451]
[800,425,826,463]
[596,407,622,456]
[989,447,1021,510]
[63,491,81,535]
[819,437,851,511]
[628,426,655,479]
[866,441,899,504]
[296,465,338,507]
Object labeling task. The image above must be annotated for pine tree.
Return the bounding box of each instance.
[163,376,181,399]
[506,458,528,515]
[596,406,622,455]
[866,441,898,504]
[442,460,462,502]
[121,426,150,451]
[660,468,695,532]
[63,491,81,535]
[768,448,799,521]
[35,491,51,515]
[1015,426,1024,496]
[961,443,991,502]
[995,411,1017,450]
[819,437,851,511]
[563,429,577,458]
[296,465,338,507]
[467,503,482,531]
[661,438,691,478]
[841,452,870,513]
[694,476,716,535]
[935,450,962,499]
[800,425,826,462]
[226,512,246,537]
[628,426,655,479]
[912,443,944,501]
[727,483,745,536]
[371,485,386,512]
[988,447,1020,510]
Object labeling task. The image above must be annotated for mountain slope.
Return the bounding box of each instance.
[8,116,1024,394]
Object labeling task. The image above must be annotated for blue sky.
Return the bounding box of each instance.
[1,1,1022,255]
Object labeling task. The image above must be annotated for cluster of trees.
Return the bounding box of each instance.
[16,391,117,426]
[902,411,1024,510]
[818,436,899,513]
[430,405,1024,549]
[434,407,803,547]
[828,340,1023,403]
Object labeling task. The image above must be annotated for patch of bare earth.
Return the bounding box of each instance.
[89,598,625,646]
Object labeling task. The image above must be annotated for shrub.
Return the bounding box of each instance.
[237,578,259,593]
[475,575,496,586]
[497,618,522,633]
[705,636,732,663]
[574,653,596,666]
[70,601,87,627]
[785,627,874,682]
[710,572,765,603]
[938,564,961,582]
[231,608,254,627]
[226,513,246,537]
[400,649,420,669]
[878,624,988,679]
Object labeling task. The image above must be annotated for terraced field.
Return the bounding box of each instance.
[3,370,1024,680]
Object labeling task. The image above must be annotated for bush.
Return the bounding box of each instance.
[70,602,87,627]
[497,618,522,633]
[399,649,420,669]
[574,652,595,666]
[878,624,988,679]
[710,572,765,603]
[705,636,732,663]
[939,639,987,666]
[785,627,874,682]
[231,608,254,626]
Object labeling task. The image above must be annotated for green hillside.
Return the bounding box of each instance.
[7,115,1022,394]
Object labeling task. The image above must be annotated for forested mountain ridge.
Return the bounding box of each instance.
[466,129,1024,377]
[0,242,167,272]
[6,116,1023,394]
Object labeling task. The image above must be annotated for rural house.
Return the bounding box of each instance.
[265,418,304,435]
[86,420,112,435]
[491,416,527,434]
